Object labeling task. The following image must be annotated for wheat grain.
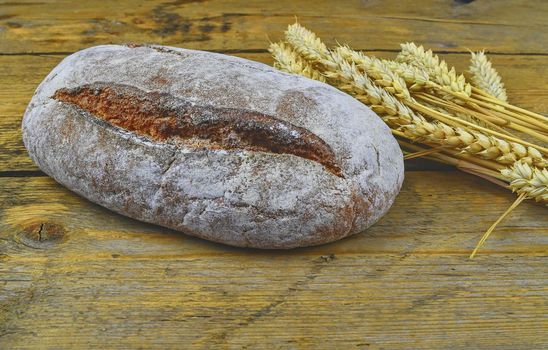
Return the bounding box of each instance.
[268,42,326,82]
[501,161,548,202]
[469,51,508,102]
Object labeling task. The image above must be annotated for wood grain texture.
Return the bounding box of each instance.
[1,0,547,348]
[0,174,547,349]
[1,53,547,172]
[0,0,547,54]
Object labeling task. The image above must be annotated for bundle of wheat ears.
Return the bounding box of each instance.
[269,23,548,258]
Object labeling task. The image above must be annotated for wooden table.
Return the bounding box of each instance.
[1,1,547,348]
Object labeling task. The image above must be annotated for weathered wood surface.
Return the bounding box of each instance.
[0,0,547,349]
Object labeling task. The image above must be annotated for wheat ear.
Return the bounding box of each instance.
[501,161,548,203]
[268,42,326,82]
[469,51,508,102]
[399,120,547,168]
[397,42,472,98]
[335,46,413,101]
[284,23,330,62]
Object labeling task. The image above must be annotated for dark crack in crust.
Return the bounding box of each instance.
[53,82,343,177]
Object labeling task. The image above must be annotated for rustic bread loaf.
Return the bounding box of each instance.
[22,44,404,248]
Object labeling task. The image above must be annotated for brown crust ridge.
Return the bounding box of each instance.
[53,83,343,177]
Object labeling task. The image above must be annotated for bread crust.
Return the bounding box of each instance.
[22,44,404,248]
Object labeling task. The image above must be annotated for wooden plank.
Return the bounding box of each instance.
[1,52,547,172]
[0,0,547,54]
[1,174,547,349]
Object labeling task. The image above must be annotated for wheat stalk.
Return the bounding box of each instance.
[469,51,508,102]
[469,192,527,259]
[416,94,511,134]
[468,161,547,259]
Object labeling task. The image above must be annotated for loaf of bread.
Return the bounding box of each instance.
[22,44,404,248]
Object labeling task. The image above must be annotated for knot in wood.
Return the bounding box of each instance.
[17,222,66,249]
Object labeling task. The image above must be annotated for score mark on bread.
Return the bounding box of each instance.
[53,83,343,177]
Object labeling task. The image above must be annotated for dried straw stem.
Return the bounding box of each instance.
[433,86,548,134]
[417,94,548,141]
[469,193,527,259]
[472,86,548,124]
[414,93,510,132]
[397,139,505,180]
